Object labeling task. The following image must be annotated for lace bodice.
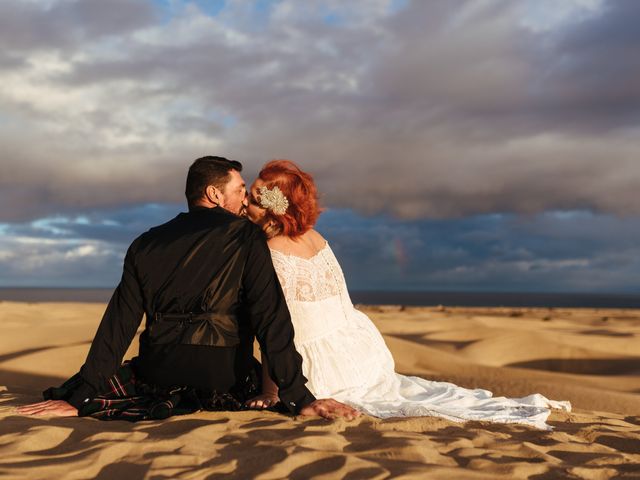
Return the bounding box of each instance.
[269,243,349,303]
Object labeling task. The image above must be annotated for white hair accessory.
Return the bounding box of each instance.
[259,185,289,215]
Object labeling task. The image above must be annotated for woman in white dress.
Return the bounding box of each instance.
[244,160,570,429]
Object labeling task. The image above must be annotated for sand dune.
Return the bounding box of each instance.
[1,302,639,479]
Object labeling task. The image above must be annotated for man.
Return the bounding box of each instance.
[18,156,359,420]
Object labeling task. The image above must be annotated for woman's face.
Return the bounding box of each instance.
[246,178,268,225]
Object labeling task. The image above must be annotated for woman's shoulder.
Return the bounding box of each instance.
[266,229,328,255]
[305,229,328,249]
[266,235,288,250]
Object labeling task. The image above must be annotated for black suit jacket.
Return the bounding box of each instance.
[67,206,315,413]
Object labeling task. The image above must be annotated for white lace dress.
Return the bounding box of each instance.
[270,242,571,430]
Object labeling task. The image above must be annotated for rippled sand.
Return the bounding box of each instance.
[1,302,639,479]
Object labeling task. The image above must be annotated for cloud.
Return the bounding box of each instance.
[0,0,156,52]
[2,206,638,292]
[318,209,640,293]
[0,203,183,286]
[0,234,123,287]
[1,0,640,223]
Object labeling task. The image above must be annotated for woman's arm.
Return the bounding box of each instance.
[245,351,280,409]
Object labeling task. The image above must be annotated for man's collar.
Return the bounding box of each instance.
[189,205,218,213]
[188,205,242,219]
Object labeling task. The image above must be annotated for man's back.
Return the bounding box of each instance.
[135,206,255,319]
[132,206,261,391]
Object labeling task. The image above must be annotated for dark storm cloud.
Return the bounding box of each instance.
[526,0,640,129]
[0,0,156,52]
[1,0,640,222]
[319,210,640,293]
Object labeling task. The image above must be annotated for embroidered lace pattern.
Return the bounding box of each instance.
[269,243,346,303]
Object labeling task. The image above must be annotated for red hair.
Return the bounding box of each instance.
[258,160,321,237]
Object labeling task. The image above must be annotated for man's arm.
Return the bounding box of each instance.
[66,242,145,409]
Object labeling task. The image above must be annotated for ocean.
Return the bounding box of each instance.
[1,288,639,308]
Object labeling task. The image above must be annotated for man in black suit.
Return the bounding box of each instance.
[18,156,359,420]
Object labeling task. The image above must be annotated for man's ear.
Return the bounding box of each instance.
[205,185,221,205]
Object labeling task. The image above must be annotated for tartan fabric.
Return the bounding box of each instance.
[44,361,260,422]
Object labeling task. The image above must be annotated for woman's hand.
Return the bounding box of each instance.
[299,398,360,421]
[245,392,280,409]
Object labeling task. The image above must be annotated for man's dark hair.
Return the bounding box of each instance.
[185,156,243,208]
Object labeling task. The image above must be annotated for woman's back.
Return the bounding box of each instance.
[268,230,347,303]
[268,233,396,397]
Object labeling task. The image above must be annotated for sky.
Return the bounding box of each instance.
[1,0,639,293]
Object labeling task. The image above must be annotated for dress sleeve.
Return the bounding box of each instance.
[241,228,316,414]
[66,240,145,409]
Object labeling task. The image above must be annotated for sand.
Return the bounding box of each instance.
[1,301,639,479]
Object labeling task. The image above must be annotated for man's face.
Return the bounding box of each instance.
[246,178,268,225]
[218,170,248,216]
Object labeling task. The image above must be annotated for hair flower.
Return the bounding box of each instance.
[259,185,289,215]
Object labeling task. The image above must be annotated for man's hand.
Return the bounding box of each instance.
[245,392,280,410]
[298,398,361,421]
[16,400,78,417]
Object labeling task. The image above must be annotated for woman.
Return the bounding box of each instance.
[245,160,570,429]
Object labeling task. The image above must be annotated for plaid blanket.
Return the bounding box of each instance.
[43,361,259,422]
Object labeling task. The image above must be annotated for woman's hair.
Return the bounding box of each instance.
[258,160,321,237]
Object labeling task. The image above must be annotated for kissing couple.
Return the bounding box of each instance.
[19,156,570,429]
